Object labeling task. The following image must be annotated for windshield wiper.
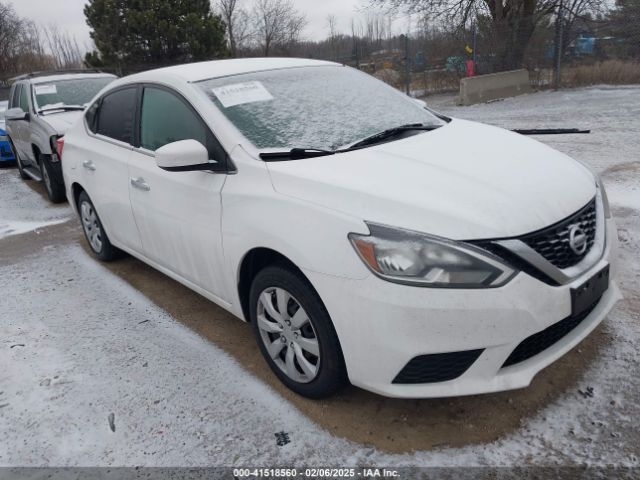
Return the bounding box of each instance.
[259,124,442,161]
[39,105,85,114]
[512,128,591,135]
[260,148,336,161]
[348,123,441,150]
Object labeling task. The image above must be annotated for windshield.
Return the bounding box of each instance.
[196,65,444,151]
[33,77,114,111]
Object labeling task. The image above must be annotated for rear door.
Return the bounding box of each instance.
[80,86,143,251]
[128,85,230,301]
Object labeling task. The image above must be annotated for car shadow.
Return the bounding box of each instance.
[86,239,611,454]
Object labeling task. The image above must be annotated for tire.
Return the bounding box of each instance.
[250,264,347,398]
[40,154,66,203]
[77,191,122,261]
[11,138,29,180]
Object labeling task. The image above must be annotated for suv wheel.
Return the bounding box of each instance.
[249,265,347,398]
[77,191,122,261]
[40,154,66,203]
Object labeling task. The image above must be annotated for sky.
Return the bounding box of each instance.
[4,0,408,51]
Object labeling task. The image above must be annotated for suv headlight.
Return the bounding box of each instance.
[349,223,517,288]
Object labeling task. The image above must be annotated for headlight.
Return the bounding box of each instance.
[349,223,516,288]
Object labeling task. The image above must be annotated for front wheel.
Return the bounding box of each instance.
[250,265,347,398]
[40,154,66,203]
[77,191,122,261]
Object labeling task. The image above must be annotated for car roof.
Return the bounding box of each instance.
[27,73,117,85]
[127,58,340,83]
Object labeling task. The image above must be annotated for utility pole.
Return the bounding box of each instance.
[472,22,477,65]
[554,0,564,89]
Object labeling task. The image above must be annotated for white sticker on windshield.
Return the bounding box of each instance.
[212,81,273,108]
[35,85,57,95]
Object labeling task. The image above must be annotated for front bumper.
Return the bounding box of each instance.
[304,217,621,398]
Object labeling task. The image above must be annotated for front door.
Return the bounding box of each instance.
[128,86,230,301]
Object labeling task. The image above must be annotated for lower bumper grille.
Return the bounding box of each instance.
[502,299,602,368]
[393,349,484,384]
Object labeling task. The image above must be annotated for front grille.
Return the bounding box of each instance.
[502,299,601,368]
[521,199,597,269]
[393,349,484,384]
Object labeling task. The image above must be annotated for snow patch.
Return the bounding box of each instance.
[0,218,68,239]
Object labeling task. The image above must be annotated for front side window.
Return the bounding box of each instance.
[19,84,30,112]
[33,76,114,112]
[10,84,21,109]
[96,87,137,144]
[196,65,445,151]
[140,87,225,162]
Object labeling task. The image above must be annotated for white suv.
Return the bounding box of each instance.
[61,58,620,399]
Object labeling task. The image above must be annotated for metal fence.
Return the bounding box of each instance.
[359,10,640,96]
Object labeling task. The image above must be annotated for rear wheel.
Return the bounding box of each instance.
[250,265,347,398]
[77,191,122,261]
[40,154,66,203]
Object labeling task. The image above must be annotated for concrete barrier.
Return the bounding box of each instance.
[458,69,531,106]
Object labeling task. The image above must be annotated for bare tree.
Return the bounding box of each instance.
[252,0,307,56]
[327,14,339,60]
[218,0,251,57]
[43,24,84,69]
[370,0,561,69]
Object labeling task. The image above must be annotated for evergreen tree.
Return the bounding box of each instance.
[84,0,227,70]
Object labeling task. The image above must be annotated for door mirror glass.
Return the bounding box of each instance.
[155,139,216,172]
[6,108,28,121]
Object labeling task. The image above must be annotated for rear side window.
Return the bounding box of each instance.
[139,87,226,163]
[96,87,137,144]
[19,84,30,112]
[85,101,99,133]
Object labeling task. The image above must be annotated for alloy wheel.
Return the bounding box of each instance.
[80,201,103,253]
[256,287,320,383]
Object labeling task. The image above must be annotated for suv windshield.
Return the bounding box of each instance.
[196,65,444,151]
[33,76,114,112]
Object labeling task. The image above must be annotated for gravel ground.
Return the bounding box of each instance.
[0,86,638,468]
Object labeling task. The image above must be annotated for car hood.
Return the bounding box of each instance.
[266,119,596,240]
[41,110,84,135]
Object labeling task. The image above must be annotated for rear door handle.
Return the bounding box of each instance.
[130,177,150,192]
[82,160,96,171]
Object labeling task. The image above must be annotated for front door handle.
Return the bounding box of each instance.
[130,177,150,192]
[82,160,96,171]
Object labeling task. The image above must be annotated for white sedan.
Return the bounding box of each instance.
[60,58,620,398]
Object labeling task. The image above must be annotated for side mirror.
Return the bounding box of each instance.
[412,98,427,109]
[6,108,29,122]
[155,139,217,172]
